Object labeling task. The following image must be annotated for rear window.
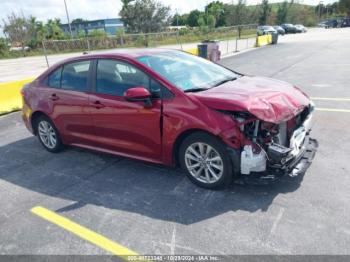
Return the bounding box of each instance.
[47,67,62,88]
[61,61,91,92]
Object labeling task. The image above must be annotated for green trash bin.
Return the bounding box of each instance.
[271,32,278,45]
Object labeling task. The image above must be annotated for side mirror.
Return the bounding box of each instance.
[124,87,152,107]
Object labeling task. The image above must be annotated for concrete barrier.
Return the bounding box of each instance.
[185,48,199,56]
[0,78,35,114]
[255,34,272,47]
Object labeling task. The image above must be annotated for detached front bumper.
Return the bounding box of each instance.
[237,110,318,185]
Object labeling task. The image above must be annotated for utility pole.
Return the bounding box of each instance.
[319,1,323,21]
[64,0,73,38]
[175,8,179,26]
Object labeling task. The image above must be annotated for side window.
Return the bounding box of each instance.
[150,79,174,99]
[96,59,150,96]
[61,60,91,92]
[48,67,62,88]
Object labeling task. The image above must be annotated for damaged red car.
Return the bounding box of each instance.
[22,49,317,189]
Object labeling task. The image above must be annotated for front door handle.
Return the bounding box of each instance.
[92,100,105,109]
[50,94,59,101]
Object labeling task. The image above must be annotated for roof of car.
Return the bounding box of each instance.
[73,48,177,60]
[39,48,181,78]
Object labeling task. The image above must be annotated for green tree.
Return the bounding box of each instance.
[187,10,201,27]
[120,0,170,33]
[171,14,188,26]
[46,18,65,39]
[2,12,32,54]
[71,18,86,24]
[339,0,350,16]
[121,0,134,10]
[89,29,107,38]
[77,30,86,38]
[0,37,9,57]
[225,0,247,26]
[197,16,206,27]
[205,1,225,27]
[207,14,216,29]
[259,0,271,25]
[277,1,290,24]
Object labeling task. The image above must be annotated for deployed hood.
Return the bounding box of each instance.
[192,76,310,123]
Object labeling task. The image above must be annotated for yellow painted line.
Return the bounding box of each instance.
[316,107,350,113]
[31,206,139,259]
[311,97,350,102]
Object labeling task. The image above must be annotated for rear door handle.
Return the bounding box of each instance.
[92,100,105,109]
[50,94,59,101]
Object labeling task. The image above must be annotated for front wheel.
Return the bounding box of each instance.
[179,132,233,189]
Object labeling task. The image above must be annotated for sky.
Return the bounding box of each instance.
[0,0,337,33]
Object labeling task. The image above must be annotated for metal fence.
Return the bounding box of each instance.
[42,24,257,66]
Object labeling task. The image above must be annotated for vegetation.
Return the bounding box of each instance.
[0,0,348,59]
[339,0,350,16]
[119,0,171,33]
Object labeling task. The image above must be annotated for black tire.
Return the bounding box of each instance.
[179,132,233,189]
[35,115,64,153]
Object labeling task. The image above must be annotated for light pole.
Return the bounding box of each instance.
[319,1,323,21]
[175,8,179,27]
[64,0,73,38]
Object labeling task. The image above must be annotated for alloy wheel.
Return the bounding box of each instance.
[38,120,57,149]
[184,142,224,184]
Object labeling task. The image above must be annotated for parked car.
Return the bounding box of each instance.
[317,21,328,28]
[273,26,285,35]
[21,49,316,189]
[295,24,307,33]
[341,17,350,27]
[280,24,297,34]
[257,25,277,36]
[319,20,338,28]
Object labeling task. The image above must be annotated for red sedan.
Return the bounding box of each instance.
[21,49,316,188]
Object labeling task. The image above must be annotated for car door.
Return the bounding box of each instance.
[89,58,162,162]
[44,60,96,146]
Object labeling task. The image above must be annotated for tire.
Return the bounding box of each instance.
[179,132,233,189]
[35,115,64,153]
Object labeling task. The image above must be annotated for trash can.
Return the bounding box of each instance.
[197,40,221,62]
[197,44,208,59]
[271,32,278,45]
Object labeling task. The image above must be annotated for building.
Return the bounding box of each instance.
[60,18,124,36]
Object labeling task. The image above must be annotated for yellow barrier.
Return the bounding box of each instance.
[255,34,272,47]
[0,78,35,114]
[185,48,199,56]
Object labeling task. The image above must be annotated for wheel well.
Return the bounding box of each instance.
[172,129,219,166]
[30,111,48,135]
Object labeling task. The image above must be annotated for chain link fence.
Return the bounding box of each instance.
[42,24,258,66]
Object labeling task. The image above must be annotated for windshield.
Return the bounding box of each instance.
[262,26,274,30]
[137,51,238,91]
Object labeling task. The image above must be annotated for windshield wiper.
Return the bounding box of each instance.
[184,87,209,93]
[213,77,237,87]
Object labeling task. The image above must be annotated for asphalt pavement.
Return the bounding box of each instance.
[0,28,350,256]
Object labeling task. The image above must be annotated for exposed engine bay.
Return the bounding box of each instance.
[232,103,315,178]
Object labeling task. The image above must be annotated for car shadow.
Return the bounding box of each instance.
[0,136,308,225]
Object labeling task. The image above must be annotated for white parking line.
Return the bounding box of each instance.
[316,108,350,113]
[311,97,350,102]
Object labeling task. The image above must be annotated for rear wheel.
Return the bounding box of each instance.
[35,116,63,153]
[179,132,233,189]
